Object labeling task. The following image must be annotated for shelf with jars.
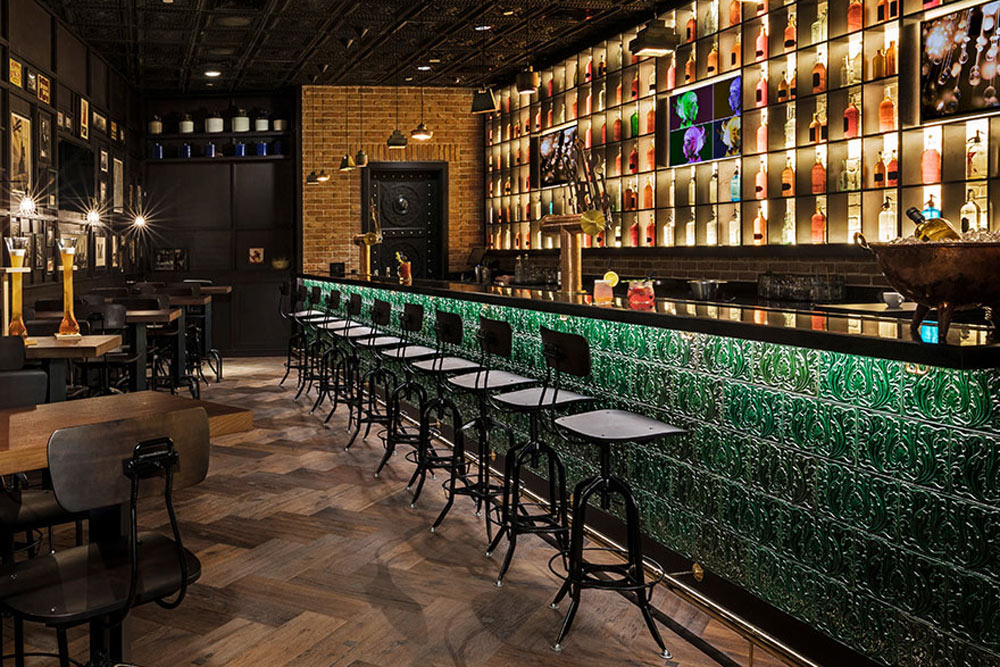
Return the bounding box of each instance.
[484,0,1000,252]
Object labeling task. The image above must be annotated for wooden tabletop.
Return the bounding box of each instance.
[0,392,254,474]
[24,334,122,359]
[169,295,212,306]
[200,285,232,295]
[34,308,182,325]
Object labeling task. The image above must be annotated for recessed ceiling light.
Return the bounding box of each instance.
[502,10,514,15]
[162,0,173,3]
[417,65,432,71]
[205,69,221,77]
[404,76,414,81]
[474,24,492,31]
[429,58,441,63]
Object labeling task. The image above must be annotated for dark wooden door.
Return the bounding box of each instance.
[364,162,448,280]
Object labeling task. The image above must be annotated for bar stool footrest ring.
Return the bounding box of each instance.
[547,547,666,594]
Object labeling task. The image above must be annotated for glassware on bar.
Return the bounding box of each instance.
[593,279,614,305]
[58,239,80,336]
[960,190,983,232]
[627,280,655,310]
[4,237,28,337]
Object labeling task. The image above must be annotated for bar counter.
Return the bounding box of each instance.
[302,273,1000,667]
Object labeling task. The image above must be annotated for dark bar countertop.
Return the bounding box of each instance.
[302,274,1000,370]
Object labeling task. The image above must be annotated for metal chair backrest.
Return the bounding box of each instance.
[540,327,591,378]
[325,290,341,313]
[132,282,160,295]
[0,337,26,371]
[401,303,424,333]
[81,294,106,306]
[434,310,463,347]
[478,316,514,359]
[80,304,128,333]
[114,296,168,310]
[347,293,362,318]
[371,299,391,328]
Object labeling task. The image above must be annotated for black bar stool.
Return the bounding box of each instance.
[320,293,376,425]
[545,329,686,658]
[307,290,349,414]
[277,281,306,387]
[344,299,404,450]
[485,327,593,587]
[428,317,536,541]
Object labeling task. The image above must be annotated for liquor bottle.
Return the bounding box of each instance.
[844,96,860,138]
[753,205,767,245]
[919,195,943,221]
[686,211,697,246]
[782,205,796,244]
[874,152,886,188]
[707,207,719,245]
[811,6,828,43]
[778,72,790,102]
[534,109,541,131]
[960,190,982,231]
[629,143,639,173]
[643,177,654,209]
[631,70,640,99]
[730,0,742,25]
[757,116,768,152]
[586,58,593,82]
[755,24,768,61]
[688,170,697,206]
[710,164,719,203]
[598,54,606,77]
[885,41,896,76]
[840,55,852,87]
[630,108,639,137]
[630,220,640,246]
[546,106,553,128]
[613,114,623,141]
[625,182,636,211]
[666,56,677,89]
[921,143,940,184]
[646,106,655,134]
[878,198,896,241]
[668,173,676,206]
[756,0,768,15]
[586,90,593,115]
[967,130,987,178]
[847,0,863,32]
[727,163,741,203]
[708,43,719,75]
[811,154,826,193]
[784,15,797,52]
[889,0,899,19]
[731,38,742,67]
[616,79,623,104]
[515,145,522,165]
[886,150,899,186]
[729,209,741,245]
[809,113,822,143]
[705,3,718,34]
[547,77,554,97]
[755,158,768,199]
[663,216,675,246]
[645,217,656,246]
[781,156,795,196]
[686,14,697,42]
[784,107,796,147]
[601,120,607,144]
[841,157,860,190]
[811,204,827,243]
[616,146,623,174]
[910,202,960,240]
[647,142,656,170]
[812,57,827,93]
[648,66,657,95]
[756,69,768,107]
[873,49,885,79]
[877,0,887,21]
[598,88,606,111]
[504,177,512,194]
[878,91,895,132]
[685,51,696,83]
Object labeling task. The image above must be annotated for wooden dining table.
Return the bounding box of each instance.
[24,334,122,402]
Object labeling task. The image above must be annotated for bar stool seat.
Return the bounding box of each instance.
[494,386,591,410]
[412,356,481,374]
[331,324,376,338]
[447,369,535,392]
[381,344,438,361]
[313,317,347,328]
[554,409,685,442]
[293,309,325,319]
[355,335,403,349]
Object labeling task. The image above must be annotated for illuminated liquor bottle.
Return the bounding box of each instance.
[753,205,767,245]
[811,204,827,243]
[847,0,863,32]
[811,154,826,193]
[534,108,541,131]
[630,108,639,137]
[785,15,797,52]
[598,54,606,77]
[755,24,768,61]
[784,106,796,147]
[921,142,941,184]
[755,158,768,199]
[731,163,741,201]
[757,115,768,152]
[886,150,899,186]
[919,196,943,222]
[840,55,852,87]
[707,207,719,245]
[885,41,896,76]
[585,90,593,115]
[730,0,742,25]
[646,142,656,170]
[616,146,623,174]
[613,114,623,141]
[547,77,554,97]
[729,209,741,245]
[755,69,768,107]
[873,151,886,188]
[631,70,640,99]
[625,182,636,211]
[686,14,697,42]
[710,164,719,203]
[685,51,697,83]
[873,49,885,79]
[878,90,895,132]
[961,190,983,231]
[629,143,639,174]
[781,205,796,244]
[648,67,657,95]
[843,96,860,138]
[811,6,828,42]
[878,198,896,241]
[666,56,677,89]
[600,119,607,144]
[643,177,654,209]
[877,0,888,21]
[646,105,655,134]
[546,106,553,128]
[910,202,960,240]
[777,71,790,102]
[708,43,719,75]
[812,57,827,93]
[809,113,822,143]
[686,209,697,246]
[967,130,987,178]
[645,216,656,246]
[630,220,640,246]
[731,38,742,67]
[616,78,623,104]
[598,87,606,111]
[781,156,795,197]
[688,169,697,206]
[705,3,718,33]
[585,58,593,82]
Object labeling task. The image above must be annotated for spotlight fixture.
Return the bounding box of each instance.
[339,153,356,171]
[471,87,499,114]
[355,148,369,167]
[306,170,319,184]
[317,170,331,182]
[516,67,539,96]
[204,69,222,77]
[410,86,433,141]
[474,24,492,31]
[87,209,101,225]
[18,196,35,215]
[629,20,680,57]
[134,215,147,227]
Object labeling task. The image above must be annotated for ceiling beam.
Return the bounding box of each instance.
[179,0,210,94]
[280,1,362,87]
[230,0,288,90]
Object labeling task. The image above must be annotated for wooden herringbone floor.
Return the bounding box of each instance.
[11,357,786,666]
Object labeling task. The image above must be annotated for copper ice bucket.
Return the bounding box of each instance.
[856,233,1000,340]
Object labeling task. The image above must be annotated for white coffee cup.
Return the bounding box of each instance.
[882,291,905,309]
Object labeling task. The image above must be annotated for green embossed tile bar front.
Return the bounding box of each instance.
[304,275,1000,667]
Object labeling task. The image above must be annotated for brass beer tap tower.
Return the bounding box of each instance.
[352,197,383,279]
[540,137,609,294]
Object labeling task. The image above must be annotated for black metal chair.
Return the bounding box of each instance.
[485,327,593,587]
[77,304,139,395]
[545,329,686,658]
[278,281,308,387]
[0,407,209,667]
[114,297,198,398]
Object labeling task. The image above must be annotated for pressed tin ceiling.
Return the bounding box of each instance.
[36,0,669,93]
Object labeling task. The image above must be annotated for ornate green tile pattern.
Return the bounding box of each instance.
[304,279,1000,666]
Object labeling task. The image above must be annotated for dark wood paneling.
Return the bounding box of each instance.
[145,162,232,229]
[232,280,287,351]
[88,57,107,107]
[55,23,87,92]
[234,161,293,230]
[10,0,51,71]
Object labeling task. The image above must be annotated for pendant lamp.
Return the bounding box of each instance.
[387,83,408,150]
[411,86,433,141]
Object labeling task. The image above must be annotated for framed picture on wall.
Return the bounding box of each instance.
[25,70,36,94]
[112,158,124,212]
[79,98,89,140]
[100,149,108,173]
[10,112,31,193]
[33,233,44,271]
[47,168,57,208]
[94,236,106,268]
[99,180,107,205]
[8,59,21,88]
[45,222,54,247]
[112,235,119,269]
[37,75,50,104]
[9,219,20,236]
[38,112,51,164]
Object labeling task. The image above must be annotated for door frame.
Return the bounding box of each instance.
[361,161,449,278]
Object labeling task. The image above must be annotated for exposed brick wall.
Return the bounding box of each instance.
[301,86,483,276]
